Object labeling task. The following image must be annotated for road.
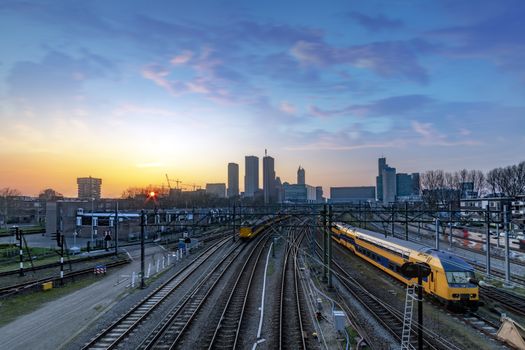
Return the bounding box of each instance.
[0,243,169,350]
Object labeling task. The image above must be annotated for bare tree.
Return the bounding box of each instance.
[469,170,485,196]
[38,188,64,201]
[486,168,500,194]
[0,188,22,226]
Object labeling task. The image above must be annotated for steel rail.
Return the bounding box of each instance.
[207,231,272,349]
[81,236,231,350]
[138,240,245,349]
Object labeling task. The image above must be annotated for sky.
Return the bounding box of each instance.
[0,0,524,197]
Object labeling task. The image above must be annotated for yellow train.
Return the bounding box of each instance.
[332,223,479,310]
[239,215,287,240]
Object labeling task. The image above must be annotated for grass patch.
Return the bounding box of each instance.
[0,277,97,327]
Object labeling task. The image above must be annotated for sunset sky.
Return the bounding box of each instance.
[1,0,524,197]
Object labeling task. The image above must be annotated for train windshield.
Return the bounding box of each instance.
[446,271,475,284]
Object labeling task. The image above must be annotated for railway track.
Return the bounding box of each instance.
[331,257,461,350]
[468,260,525,286]
[459,312,502,339]
[479,284,525,316]
[207,231,271,349]
[81,236,231,350]
[278,224,309,350]
[314,239,460,350]
[137,240,246,349]
[0,258,130,297]
[0,251,119,277]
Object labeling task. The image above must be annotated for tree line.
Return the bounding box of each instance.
[420,161,525,207]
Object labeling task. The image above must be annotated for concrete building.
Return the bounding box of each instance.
[396,173,413,197]
[227,162,239,198]
[382,167,397,205]
[316,186,324,203]
[297,166,305,185]
[263,153,276,204]
[460,182,477,199]
[205,183,226,198]
[412,173,421,195]
[283,184,316,203]
[330,187,376,204]
[244,156,259,198]
[376,157,387,201]
[77,176,102,199]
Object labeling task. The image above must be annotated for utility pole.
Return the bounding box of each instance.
[391,205,395,237]
[322,204,328,282]
[327,205,333,288]
[486,206,491,277]
[232,204,236,243]
[435,218,440,250]
[16,227,24,277]
[405,202,409,241]
[503,205,510,285]
[114,200,119,256]
[417,270,423,350]
[363,203,367,229]
[140,210,146,289]
[59,207,64,286]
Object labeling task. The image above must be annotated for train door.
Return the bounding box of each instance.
[428,269,436,294]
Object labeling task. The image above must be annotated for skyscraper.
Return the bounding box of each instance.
[376,157,387,201]
[382,166,397,205]
[77,176,102,199]
[227,162,239,198]
[297,166,305,185]
[263,153,275,204]
[244,156,259,197]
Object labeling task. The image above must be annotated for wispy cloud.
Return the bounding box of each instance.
[411,121,479,146]
[289,39,429,83]
[347,12,404,32]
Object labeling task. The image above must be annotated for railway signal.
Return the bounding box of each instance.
[401,262,431,350]
[10,226,24,276]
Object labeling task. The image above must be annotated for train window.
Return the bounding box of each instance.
[430,272,434,282]
[446,271,475,284]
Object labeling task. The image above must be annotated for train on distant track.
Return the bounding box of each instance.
[332,223,479,310]
[239,215,287,240]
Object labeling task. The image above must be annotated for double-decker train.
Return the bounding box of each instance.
[332,223,479,310]
[239,215,287,240]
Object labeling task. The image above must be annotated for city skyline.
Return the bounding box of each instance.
[1,1,524,197]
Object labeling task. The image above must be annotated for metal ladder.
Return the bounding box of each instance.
[401,284,416,350]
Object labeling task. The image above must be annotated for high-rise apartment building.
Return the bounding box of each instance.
[263,153,276,204]
[297,166,305,185]
[227,162,239,198]
[244,156,259,198]
[77,176,102,199]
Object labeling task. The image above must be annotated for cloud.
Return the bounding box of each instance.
[309,94,434,118]
[411,121,479,146]
[6,50,115,112]
[427,5,525,79]
[170,50,193,65]
[279,101,297,115]
[290,39,429,83]
[347,12,403,32]
[283,128,406,151]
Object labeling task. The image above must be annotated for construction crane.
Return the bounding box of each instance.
[165,174,182,190]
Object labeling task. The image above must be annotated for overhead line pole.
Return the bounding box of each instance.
[322,204,328,282]
[327,204,333,288]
